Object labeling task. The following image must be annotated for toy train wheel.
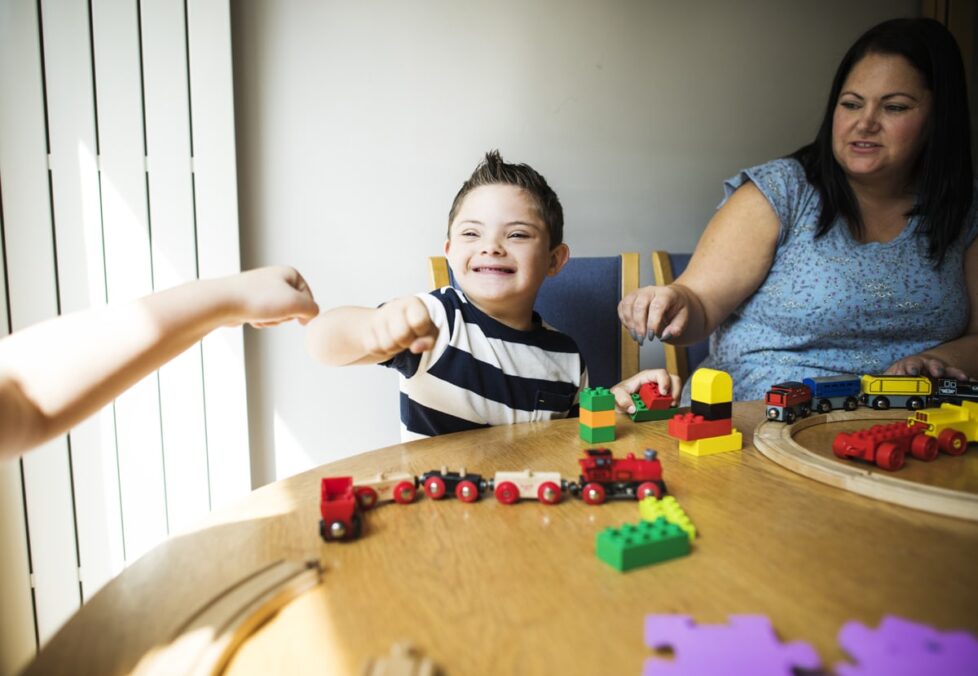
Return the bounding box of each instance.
[907,397,925,411]
[636,481,662,500]
[537,481,561,505]
[844,397,859,411]
[456,480,480,503]
[872,396,890,410]
[817,399,832,414]
[581,482,606,505]
[784,409,796,424]
[875,442,905,471]
[938,429,968,456]
[799,405,811,418]
[495,481,520,505]
[393,481,417,505]
[354,486,379,510]
[910,434,938,461]
[423,476,447,499]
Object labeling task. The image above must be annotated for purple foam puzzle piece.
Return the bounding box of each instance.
[643,614,822,675]
[836,615,978,676]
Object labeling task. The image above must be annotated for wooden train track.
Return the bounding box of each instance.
[753,410,978,522]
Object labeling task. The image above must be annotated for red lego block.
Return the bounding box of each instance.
[668,411,733,441]
[639,382,675,410]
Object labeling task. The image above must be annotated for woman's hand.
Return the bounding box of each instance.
[885,354,968,380]
[618,284,694,346]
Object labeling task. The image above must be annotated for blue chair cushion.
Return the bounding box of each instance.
[449,257,622,388]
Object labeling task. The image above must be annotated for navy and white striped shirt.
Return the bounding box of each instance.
[385,287,587,440]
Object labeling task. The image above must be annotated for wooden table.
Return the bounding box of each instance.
[25,401,978,675]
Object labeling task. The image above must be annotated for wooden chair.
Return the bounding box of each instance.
[428,254,640,387]
[651,251,710,384]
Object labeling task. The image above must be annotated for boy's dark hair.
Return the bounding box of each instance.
[790,18,973,265]
[447,150,564,248]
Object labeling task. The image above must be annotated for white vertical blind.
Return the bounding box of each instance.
[0,1,244,672]
[0,0,84,653]
[40,0,125,604]
[141,0,211,533]
[188,0,251,509]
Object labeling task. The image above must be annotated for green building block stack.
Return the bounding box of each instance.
[596,517,691,571]
[639,496,697,541]
[580,386,615,443]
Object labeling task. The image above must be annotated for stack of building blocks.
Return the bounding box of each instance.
[580,386,615,443]
[639,496,697,541]
[668,368,742,456]
[643,614,822,675]
[595,518,690,571]
[631,382,681,422]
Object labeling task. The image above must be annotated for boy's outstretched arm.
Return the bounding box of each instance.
[610,369,683,414]
[306,296,439,366]
[0,266,318,460]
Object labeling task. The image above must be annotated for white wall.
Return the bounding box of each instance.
[231,0,917,484]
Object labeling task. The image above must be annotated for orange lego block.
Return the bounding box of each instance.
[678,430,743,456]
[639,382,675,410]
[667,412,733,441]
[581,408,616,428]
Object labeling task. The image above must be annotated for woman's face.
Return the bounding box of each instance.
[832,52,932,188]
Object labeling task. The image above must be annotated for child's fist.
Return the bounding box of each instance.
[366,296,439,359]
[610,369,682,414]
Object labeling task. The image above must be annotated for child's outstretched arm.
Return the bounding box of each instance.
[306,295,439,366]
[0,265,318,459]
[610,369,683,414]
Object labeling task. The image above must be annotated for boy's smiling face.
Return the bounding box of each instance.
[445,184,569,330]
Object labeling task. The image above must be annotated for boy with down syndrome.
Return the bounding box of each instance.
[307,151,677,440]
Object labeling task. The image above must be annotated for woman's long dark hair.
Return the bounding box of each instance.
[791,18,972,264]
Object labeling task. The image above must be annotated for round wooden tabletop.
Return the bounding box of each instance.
[25,401,978,675]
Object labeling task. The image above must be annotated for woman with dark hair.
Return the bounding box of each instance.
[619,17,978,402]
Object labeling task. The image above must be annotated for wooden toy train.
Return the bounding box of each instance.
[763,374,977,472]
[764,375,978,423]
[320,448,667,541]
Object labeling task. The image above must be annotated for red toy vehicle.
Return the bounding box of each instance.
[765,382,813,423]
[831,421,937,471]
[320,477,363,541]
[576,448,666,505]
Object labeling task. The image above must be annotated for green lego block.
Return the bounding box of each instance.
[579,423,615,443]
[596,518,690,572]
[630,394,680,422]
[580,387,615,412]
[639,496,697,541]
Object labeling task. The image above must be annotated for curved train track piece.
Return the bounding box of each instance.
[753,410,978,522]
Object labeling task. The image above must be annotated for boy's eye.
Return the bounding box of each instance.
[459,230,479,238]
[508,231,531,239]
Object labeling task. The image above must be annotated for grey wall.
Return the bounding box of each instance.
[231,0,916,484]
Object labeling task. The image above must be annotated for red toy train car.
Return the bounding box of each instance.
[320,477,363,541]
[576,448,666,505]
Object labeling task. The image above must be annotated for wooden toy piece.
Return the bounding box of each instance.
[132,559,322,676]
[320,477,363,541]
[492,469,565,505]
[363,641,438,676]
[859,374,932,411]
[643,614,821,675]
[577,448,666,505]
[764,381,813,423]
[353,471,419,509]
[418,467,487,502]
[802,375,861,413]
[835,616,978,676]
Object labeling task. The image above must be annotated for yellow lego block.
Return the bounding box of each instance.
[580,408,616,428]
[678,429,742,456]
[639,496,697,540]
[690,368,734,405]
